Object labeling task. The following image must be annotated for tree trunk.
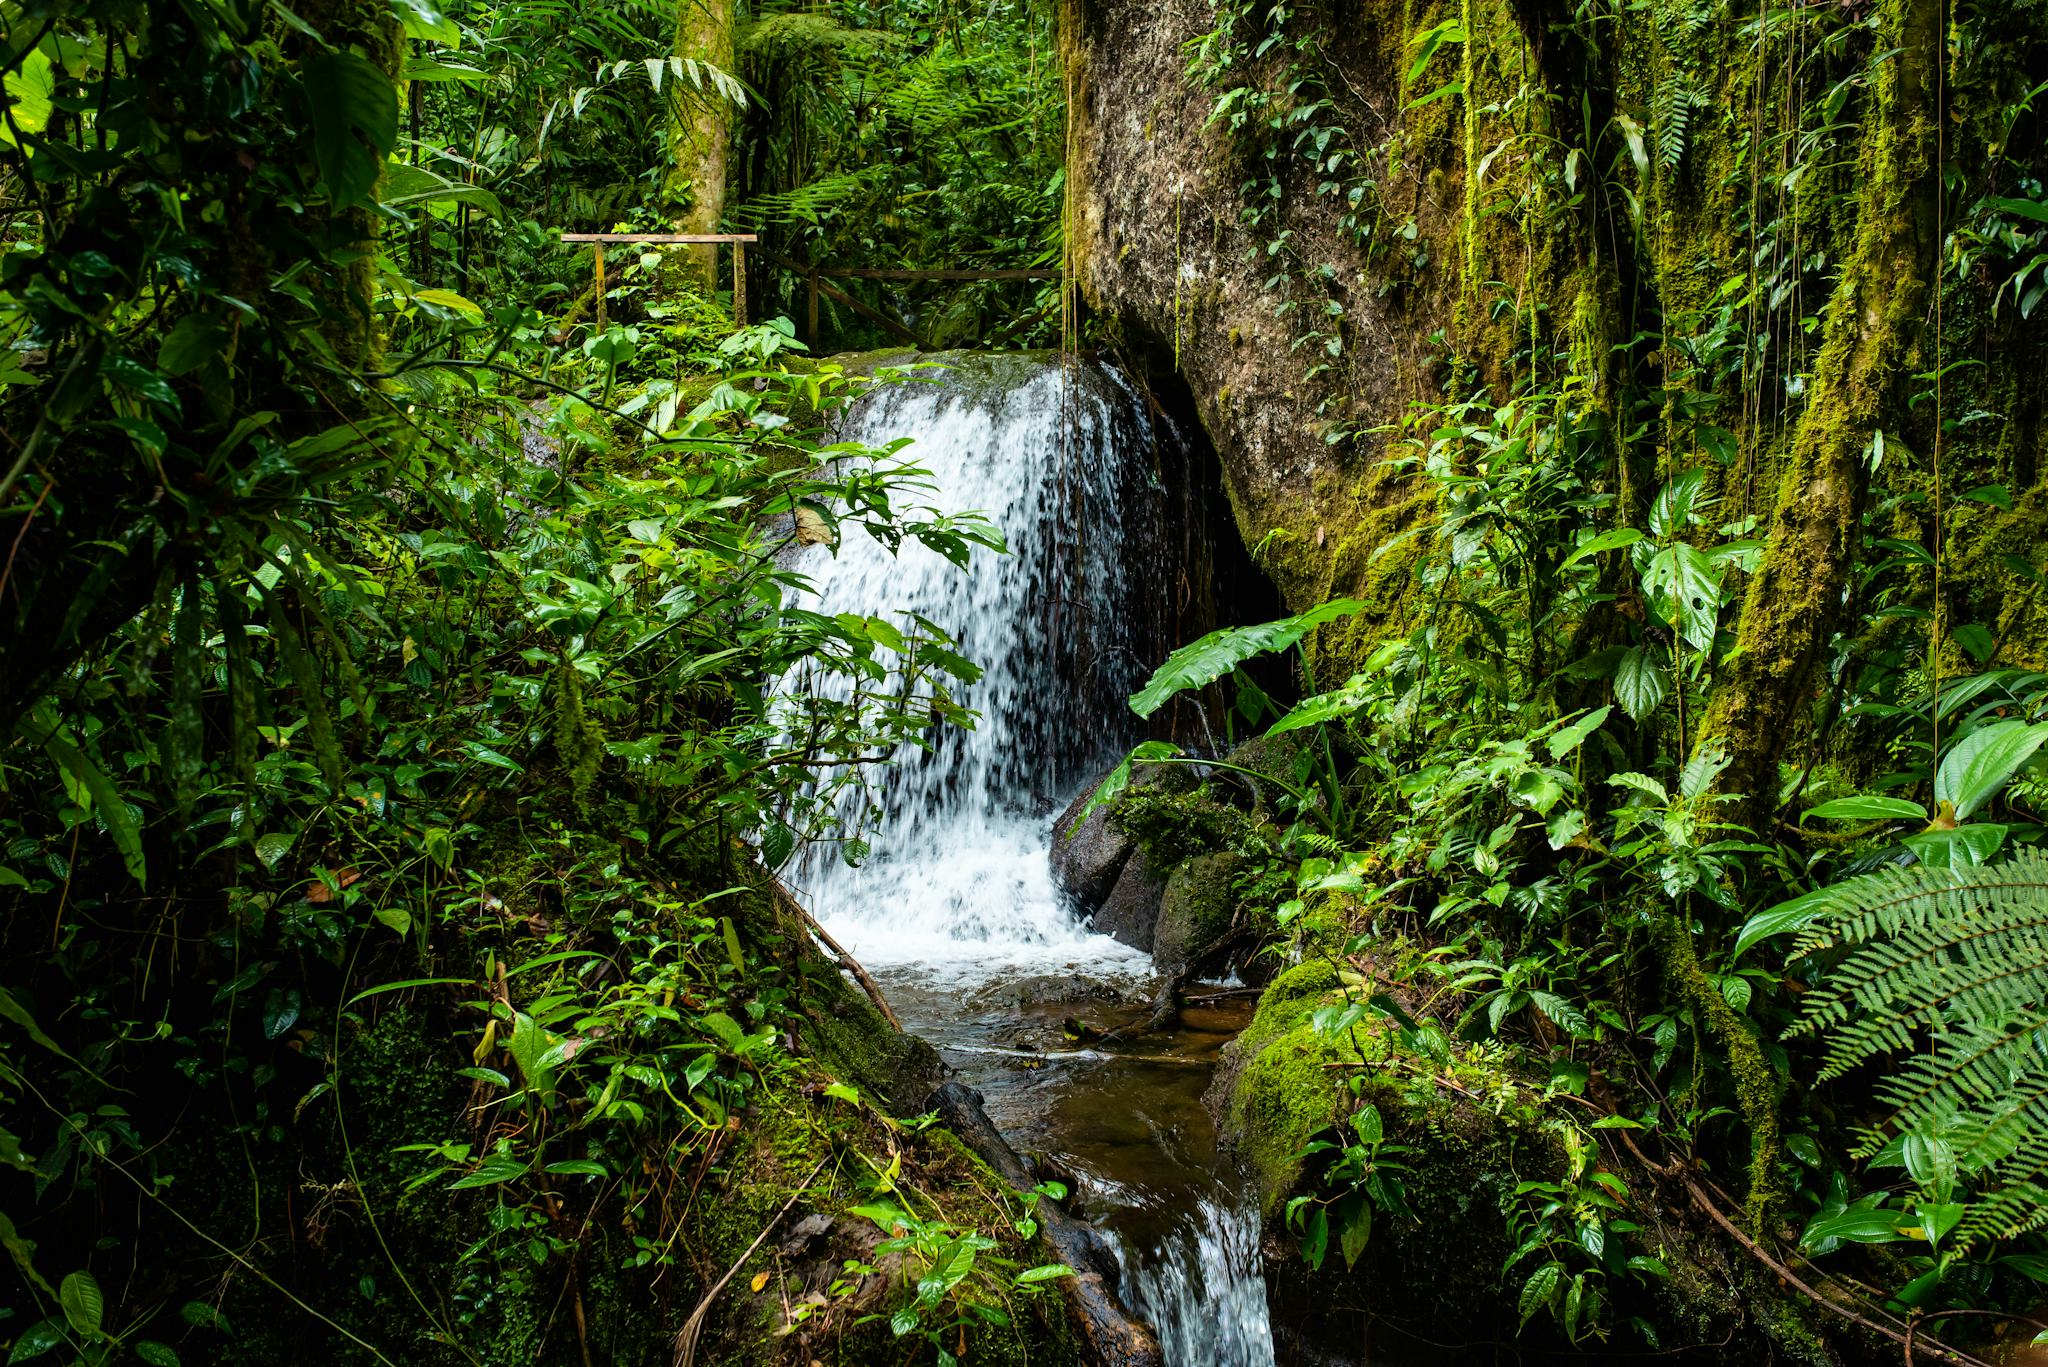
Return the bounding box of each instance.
[1696,0,1944,834]
[664,0,738,293]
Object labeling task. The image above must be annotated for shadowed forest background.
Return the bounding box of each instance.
[4,0,2048,1362]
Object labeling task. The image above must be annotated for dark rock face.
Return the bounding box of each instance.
[1049,785,1136,911]
[1092,853,1168,950]
[1151,850,1243,972]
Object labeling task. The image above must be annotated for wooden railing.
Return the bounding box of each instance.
[559,232,758,326]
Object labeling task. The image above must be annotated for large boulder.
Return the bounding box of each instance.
[1151,850,1243,972]
[1091,854,1168,950]
[1049,786,1135,912]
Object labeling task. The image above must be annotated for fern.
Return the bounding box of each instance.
[1785,849,2048,1248]
[1651,78,1698,169]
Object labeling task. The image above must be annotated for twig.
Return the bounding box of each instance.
[671,1156,828,1367]
[771,879,902,1030]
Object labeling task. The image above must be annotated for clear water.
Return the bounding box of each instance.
[780,353,1274,1367]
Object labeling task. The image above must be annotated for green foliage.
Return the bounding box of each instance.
[1777,851,2048,1252]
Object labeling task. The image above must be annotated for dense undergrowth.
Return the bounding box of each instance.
[0,1,1078,1363]
[1060,0,2048,1349]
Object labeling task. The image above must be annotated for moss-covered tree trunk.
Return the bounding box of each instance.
[664,0,737,292]
[1696,0,1944,831]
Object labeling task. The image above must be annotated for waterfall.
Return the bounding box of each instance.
[779,352,1274,1367]
[785,354,1165,983]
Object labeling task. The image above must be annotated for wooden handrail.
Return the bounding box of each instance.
[558,232,759,243]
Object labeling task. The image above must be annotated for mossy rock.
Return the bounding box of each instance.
[1151,849,1244,971]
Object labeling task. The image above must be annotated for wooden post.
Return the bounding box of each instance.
[594,242,605,328]
[732,239,747,326]
[806,267,819,346]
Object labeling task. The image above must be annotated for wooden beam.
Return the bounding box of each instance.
[559,233,760,243]
[819,268,1061,281]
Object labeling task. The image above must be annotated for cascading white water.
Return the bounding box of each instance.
[786,355,1160,983]
[780,353,1274,1367]
[1121,1193,1277,1366]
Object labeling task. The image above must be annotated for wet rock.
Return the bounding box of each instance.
[1049,786,1135,912]
[776,1212,834,1257]
[1151,850,1243,972]
[966,972,1139,1010]
[1092,854,1168,950]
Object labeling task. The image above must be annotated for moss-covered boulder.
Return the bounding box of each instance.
[1151,849,1244,972]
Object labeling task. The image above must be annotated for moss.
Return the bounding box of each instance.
[1153,850,1244,966]
[551,660,607,810]
[1110,784,1251,868]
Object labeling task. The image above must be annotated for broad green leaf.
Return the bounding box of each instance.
[253,832,296,871]
[1015,1264,1074,1284]
[373,906,412,936]
[304,52,399,208]
[1560,528,1641,570]
[1266,678,1374,736]
[1901,823,2008,870]
[6,1319,63,1363]
[1518,1261,1562,1325]
[1801,796,1928,823]
[60,1270,103,1340]
[1933,719,2048,819]
[1544,705,1611,760]
[1640,541,1721,651]
[157,315,228,376]
[389,0,461,43]
[448,1152,530,1189]
[543,1159,609,1178]
[135,1343,181,1367]
[1732,886,1833,961]
[1128,601,1366,717]
[1338,1194,1371,1269]
[1613,646,1665,720]
[41,734,144,886]
[1800,1204,1912,1248]
[411,288,484,318]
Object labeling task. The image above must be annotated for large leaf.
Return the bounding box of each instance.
[1613,645,1665,720]
[1933,718,2048,820]
[1801,795,1929,823]
[1639,541,1721,651]
[1731,885,1835,961]
[1129,600,1365,717]
[42,733,144,886]
[1266,677,1375,736]
[303,52,399,209]
[59,1270,103,1340]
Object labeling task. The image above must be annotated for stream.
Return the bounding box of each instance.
[784,353,1278,1365]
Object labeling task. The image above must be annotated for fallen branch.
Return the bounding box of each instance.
[671,1156,830,1367]
[771,878,902,1030]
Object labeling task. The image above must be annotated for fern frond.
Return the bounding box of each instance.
[1789,849,2048,1250]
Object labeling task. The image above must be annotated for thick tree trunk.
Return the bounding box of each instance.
[664,0,737,292]
[1696,0,1943,832]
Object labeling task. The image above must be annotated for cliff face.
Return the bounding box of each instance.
[1067,0,1442,653]
[1067,0,2048,691]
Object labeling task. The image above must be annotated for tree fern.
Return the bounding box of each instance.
[1785,849,2048,1248]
